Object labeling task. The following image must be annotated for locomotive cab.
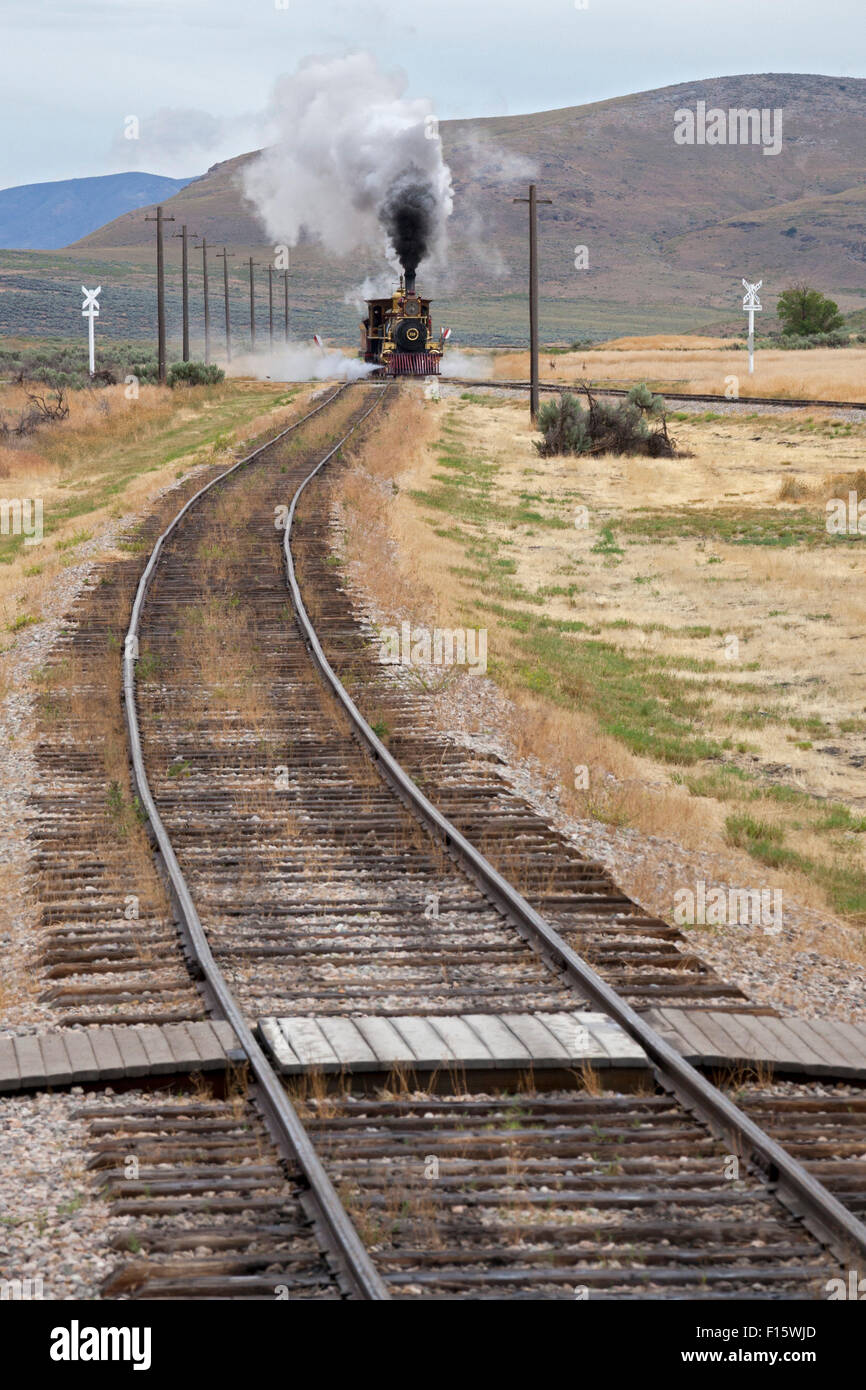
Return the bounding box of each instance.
[360,274,443,376]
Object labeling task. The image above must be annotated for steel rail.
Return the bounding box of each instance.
[445,376,866,412]
[284,414,866,1268]
[122,382,391,1301]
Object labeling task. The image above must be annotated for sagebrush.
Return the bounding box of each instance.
[536,382,677,458]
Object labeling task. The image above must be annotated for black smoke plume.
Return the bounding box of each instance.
[380,170,438,287]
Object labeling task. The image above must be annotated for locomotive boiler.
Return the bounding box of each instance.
[360,270,446,376]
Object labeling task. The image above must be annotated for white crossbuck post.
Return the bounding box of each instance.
[742,278,762,375]
[81,286,101,376]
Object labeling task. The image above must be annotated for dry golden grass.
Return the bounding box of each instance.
[493,339,866,402]
[0,379,322,648]
[332,385,866,965]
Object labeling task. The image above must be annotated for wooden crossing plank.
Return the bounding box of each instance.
[427,1015,493,1066]
[702,1011,768,1061]
[112,1028,151,1079]
[259,1019,302,1073]
[161,1023,203,1070]
[13,1035,44,1087]
[649,1008,720,1061]
[643,1008,866,1079]
[317,1017,378,1071]
[0,1021,240,1092]
[211,1020,246,1063]
[799,1018,866,1073]
[746,1015,816,1067]
[38,1032,74,1086]
[60,1030,100,1082]
[256,1012,655,1074]
[0,1036,20,1090]
[185,1022,229,1068]
[352,1016,416,1067]
[7,1004,862,1093]
[277,1018,340,1069]
[89,1029,126,1078]
[542,1013,603,1059]
[136,1024,178,1075]
[499,1014,570,1066]
[390,1016,453,1068]
[782,1018,842,1072]
[462,1014,532,1067]
[579,1013,648,1067]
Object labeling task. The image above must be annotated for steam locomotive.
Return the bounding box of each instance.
[360,271,447,376]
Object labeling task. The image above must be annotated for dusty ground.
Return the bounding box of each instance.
[331,381,866,1021]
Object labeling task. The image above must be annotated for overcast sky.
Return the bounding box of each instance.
[2,0,864,188]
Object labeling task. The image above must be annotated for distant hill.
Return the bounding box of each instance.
[0,172,197,249]
[2,74,865,345]
[72,74,866,328]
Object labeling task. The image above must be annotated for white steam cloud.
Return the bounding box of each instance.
[243,53,454,280]
[226,343,377,383]
[441,349,494,379]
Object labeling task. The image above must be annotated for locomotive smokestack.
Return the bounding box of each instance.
[381,171,436,292]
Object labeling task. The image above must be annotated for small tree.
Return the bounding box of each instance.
[777,284,845,336]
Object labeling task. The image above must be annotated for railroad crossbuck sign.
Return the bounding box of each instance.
[82,285,101,376]
[742,278,762,375]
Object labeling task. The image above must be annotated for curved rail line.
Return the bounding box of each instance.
[445,377,866,412]
[122,383,391,1301]
[284,398,866,1269]
[119,378,866,1300]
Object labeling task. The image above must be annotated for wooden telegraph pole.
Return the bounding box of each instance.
[197,237,211,365]
[248,257,261,352]
[216,247,232,362]
[268,265,274,350]
[283,270,289,344]
[173,224,198,362]
[513,184,551,421]
[146,205,175,383]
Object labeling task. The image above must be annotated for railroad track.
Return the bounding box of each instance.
[23,379,866,1299]
[445,377,866,412]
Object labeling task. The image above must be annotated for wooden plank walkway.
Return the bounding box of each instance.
[258,1011,650,1076]
[3,1008,863,1091]
[643,1007,866,1079]
[0,1021,242,1092]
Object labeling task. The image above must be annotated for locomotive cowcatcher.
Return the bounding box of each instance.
[360,270,445,376]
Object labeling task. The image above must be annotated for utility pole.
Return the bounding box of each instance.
[268,265,274,350]
[248,257,260,352]
[283,270,289,343]
[217,247,232,362]
[197,237,211,365]
[145,205,175,383]
[513,184,552,421]
[173,224,198,362]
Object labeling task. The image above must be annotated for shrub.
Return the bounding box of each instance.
[536,382,677,458]
[167,360,225,388]
[777,284,845,336]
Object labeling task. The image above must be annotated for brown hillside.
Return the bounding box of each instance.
[72,73,866,324]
